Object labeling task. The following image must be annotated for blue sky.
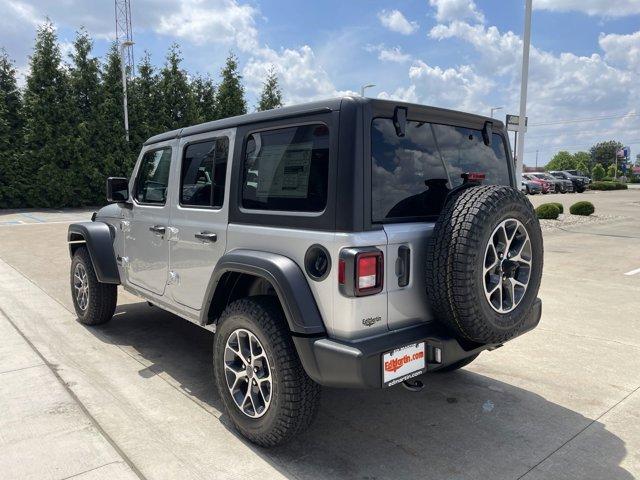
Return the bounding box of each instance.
[1,0,639,166]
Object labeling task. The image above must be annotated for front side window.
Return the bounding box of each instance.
[180,137,229,208]
[135,147,172,205]
[241,124,330,212]
[371,119,511,222]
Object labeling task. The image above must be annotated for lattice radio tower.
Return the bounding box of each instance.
[114,0,134,76]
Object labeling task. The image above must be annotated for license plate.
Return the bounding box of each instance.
[382,342,426,387]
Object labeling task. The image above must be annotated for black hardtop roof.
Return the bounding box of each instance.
[143,96,503,146]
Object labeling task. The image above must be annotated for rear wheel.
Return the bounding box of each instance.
[426,186,543,344]
[70,247,117,325]
[213,296,320,447]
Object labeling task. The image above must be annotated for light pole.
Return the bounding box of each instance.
[515,0,532,183]
[490,106,503,118]
[119,40,134,142]
[360,84,376,97]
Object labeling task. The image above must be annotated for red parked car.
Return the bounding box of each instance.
[523,173,552,194]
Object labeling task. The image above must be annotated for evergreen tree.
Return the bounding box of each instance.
[129,51,161,146]
[216,52,246,119]
[98,44,131,177]
[0,49,22,135]
[22,21,76,207]
[158,44,197,130]
[0,50,22,207]
[68,28,103,204]
[257,67,283,111]
[192,74,217,123]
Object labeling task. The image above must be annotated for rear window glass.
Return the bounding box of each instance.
[371,119,510,222]
[242,124,330,212]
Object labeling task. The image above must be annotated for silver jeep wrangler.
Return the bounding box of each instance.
[68,97,543,446]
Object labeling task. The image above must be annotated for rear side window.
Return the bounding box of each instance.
[371,119,510,222]
[241,124,330,212]
[135,147,172,205]
[180,137,229,208]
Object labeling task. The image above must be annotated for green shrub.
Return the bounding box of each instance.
[570,201,595,216]
[548,202,564,214]
[590,181,628,191]
[602,176,614,182]
[536,203,560,220]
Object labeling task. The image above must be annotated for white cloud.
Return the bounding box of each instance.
[243,45,356,105]
[366,44,412,63]
[377,9,419,35]
[0,0,40,29]
[379,46,412,63]
[599,30,640,71]
[381,61,494,113]
[156,0,258,51]
[424,19,639,164]
[428,0,485,23]
[533,0,640,17]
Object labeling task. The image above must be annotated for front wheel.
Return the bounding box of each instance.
[70,247,117,325]
[213,296,321,447]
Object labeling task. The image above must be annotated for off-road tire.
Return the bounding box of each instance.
[213,296,321,447]
[425,185,543,344]
[70,247,117,325]
[435,354,479,373]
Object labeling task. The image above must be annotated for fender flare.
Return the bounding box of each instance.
[67,222,120,284]
[201,249,326,336]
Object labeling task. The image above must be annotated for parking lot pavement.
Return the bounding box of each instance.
[0,208,95,226]
[0,301,139,480]
[0,189,639,480]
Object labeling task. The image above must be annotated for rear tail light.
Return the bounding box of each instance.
[338,248,384,297]
[357,253,382,291]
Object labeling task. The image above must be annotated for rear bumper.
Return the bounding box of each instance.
[294,298,542,389]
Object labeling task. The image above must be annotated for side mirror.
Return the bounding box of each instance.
[107,177,130,203]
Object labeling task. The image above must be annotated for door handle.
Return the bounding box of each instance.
[149,225,166,235]
[195,231,217,243]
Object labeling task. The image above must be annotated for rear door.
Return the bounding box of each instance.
[167,129,233,311]
[370,117,512,330]
[126,143,175,295]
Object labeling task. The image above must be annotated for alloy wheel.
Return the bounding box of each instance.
[483,219,532,313]
[223,328,273,418]
[73,263,89,311]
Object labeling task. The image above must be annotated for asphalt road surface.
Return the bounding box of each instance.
[0,189,639,480]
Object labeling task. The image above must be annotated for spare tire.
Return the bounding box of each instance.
[425,185,543,344]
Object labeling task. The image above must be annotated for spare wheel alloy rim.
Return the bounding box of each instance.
[223,328,273,418]
[483,218,532,314]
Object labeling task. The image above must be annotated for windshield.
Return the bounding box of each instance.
[371,118,511,222]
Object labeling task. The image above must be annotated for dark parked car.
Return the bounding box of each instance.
[550,171,587,193]
[564,170,591,183]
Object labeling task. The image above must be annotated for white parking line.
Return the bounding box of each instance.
[624,267,640,276]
